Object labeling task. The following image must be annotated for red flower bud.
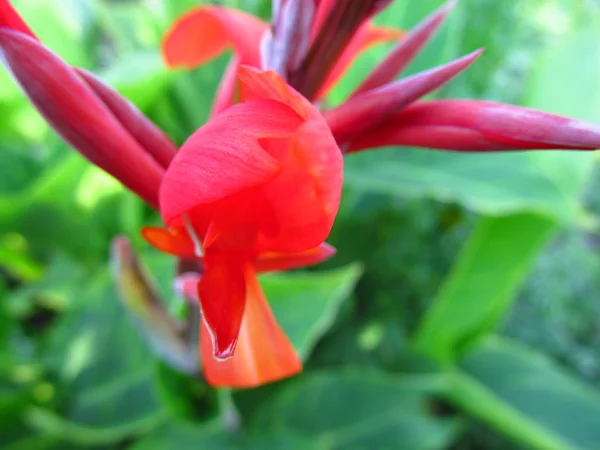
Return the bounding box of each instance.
[349,100,600,152]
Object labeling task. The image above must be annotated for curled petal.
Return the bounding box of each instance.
[317,22,404,99]
[352,0,456,96]
[239,65,313,118]
[237,68,343,252]
[325,49,482,146]
[0,0,37,39]
[349,100,600,152]
[0,30,164,207]
[254,242,336,273]
[201,263,301,388]
[141,226,197,259]
[257,119,343,252]
[162,6,267,69]
[198,252,247,360]
[160,98,304,225]
[77,69,178,168]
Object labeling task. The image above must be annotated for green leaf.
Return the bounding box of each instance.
[132,418,327,450]
[414,212,556,361]
[247,370,460,450]
[14,0,96,67]
[412,21,600,361]
[99,52,174,111]
[447,337,600,450]
[32,271,168,445]
[261,264,363,359]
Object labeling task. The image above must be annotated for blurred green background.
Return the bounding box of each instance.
[2,0,600,448]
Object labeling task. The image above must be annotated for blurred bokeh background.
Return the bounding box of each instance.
[2,0,600,448]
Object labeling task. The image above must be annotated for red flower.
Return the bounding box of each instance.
[1,0,343,388]
[143,67,343,387]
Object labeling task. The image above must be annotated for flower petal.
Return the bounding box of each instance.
[198,251,247,360]
[349,100,600,152]
[160,98,305,225]
[317,22,404,99]
[352,0,456,96]
[254,242,336,273]
[0,0,37,39]
[0,29,164,207]
[201,263,301,388]
[238,65,314,118]
[237,68,344,252]
[325,50,482,147]
[162,6,267,69]
[77,68,178,168]
[256,119,343,252]
[141,226,197,259]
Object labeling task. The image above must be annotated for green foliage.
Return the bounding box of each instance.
[449,338,600,450]
[2,0,600,449]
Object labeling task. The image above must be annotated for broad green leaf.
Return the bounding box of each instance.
[130,421,234,450]
[31,271,168,445]
[447,337,600,450]
[343,16,600,221]
[262,264,363,359]
[247,370,460,450]
[132,419,320,450]
[414,212,556,361]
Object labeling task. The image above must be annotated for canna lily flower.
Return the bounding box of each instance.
[0,1,342,388]
[164,0,600,152]
[142,67,343,387]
